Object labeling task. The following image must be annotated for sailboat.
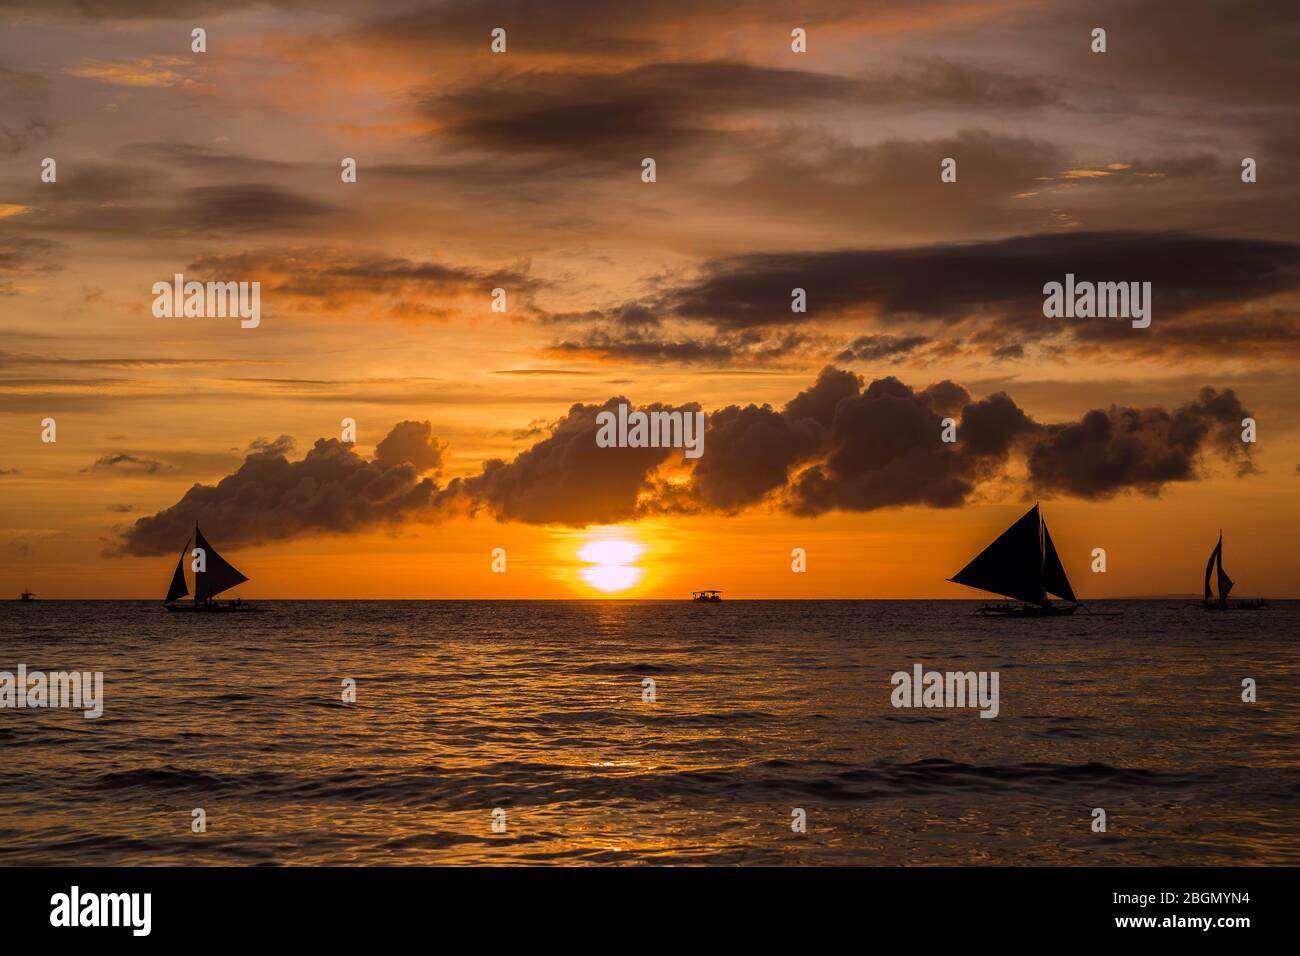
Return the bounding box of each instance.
[1202,532,1265,610]
[948,503,1079,616]
[163,524,255,612]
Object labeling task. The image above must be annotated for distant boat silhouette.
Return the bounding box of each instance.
[18,589,35,602]
[1202,532,1265,610]
[164,524,255,613]
[691,590,722,602]
[948,503,1079,616]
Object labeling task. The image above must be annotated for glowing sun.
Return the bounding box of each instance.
[577,536,644,593]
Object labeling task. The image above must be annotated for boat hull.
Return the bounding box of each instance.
[164,603,257,613]
[976,603,1077,617]
[1200,600,1267,611]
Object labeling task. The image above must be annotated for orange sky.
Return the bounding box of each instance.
[2,0,1298,599]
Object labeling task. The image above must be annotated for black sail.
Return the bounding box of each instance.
[193,525,248,602]
[949,504,1046,605]
[164,538,191,604]
[1216,534,1234,603]
[1042,521,1076,603]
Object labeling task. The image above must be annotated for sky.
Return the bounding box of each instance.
[1,0,1298,599]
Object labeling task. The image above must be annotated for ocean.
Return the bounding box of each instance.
[1,600,1296,865]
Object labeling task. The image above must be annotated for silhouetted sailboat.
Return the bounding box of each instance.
[163,524,254,612]
[1202,532,1265,610]
[948,503,1079,616]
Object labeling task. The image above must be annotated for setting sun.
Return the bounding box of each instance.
[576,534,644,593]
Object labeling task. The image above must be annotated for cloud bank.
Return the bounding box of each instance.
[114,370,1255,554]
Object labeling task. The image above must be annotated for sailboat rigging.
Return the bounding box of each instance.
[163,524,255,612]
[948,503,1079,616]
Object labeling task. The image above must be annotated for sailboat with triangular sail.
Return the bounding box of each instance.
[948,503,1079,616]
[1202,531,1265,610]
[163,524,255,612]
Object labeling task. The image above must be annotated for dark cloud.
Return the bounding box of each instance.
[1027,387,1255,498]
[457,367,1250,524]
[660,232,1300,332]
[922,380,972,418]
[178,184,333,234]
[959,392,1037,459]
[453,397,686,526]
[545,328,813,366]
[86,453,166,475]
[786,376,992,515]
[554,231,1300,362]
[185,248,543,322]
[681,403,822,513]
[783,366,862,428]
[113,421,448,556]
[424,60,858,161]
[2,162,335,238]
[672,370,864,512]
[117,369,1258,544]
[374,420,447,473]
[247,435,296,457]
[19,160,161,204]
[837,334,930,363]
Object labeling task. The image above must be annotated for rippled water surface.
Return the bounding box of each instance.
[1,600,1296,865]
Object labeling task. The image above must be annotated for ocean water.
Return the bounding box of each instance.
[0,600,1296,866]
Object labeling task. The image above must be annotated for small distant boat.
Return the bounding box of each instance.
[948,503,1079,616]
[691,590,722,603]
[19,590,35,602]
[1202,532,1265,610]
[163,524,256,612]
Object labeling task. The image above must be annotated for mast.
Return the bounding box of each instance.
[1215,530,1233,608]
[1041,518,1076,603]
